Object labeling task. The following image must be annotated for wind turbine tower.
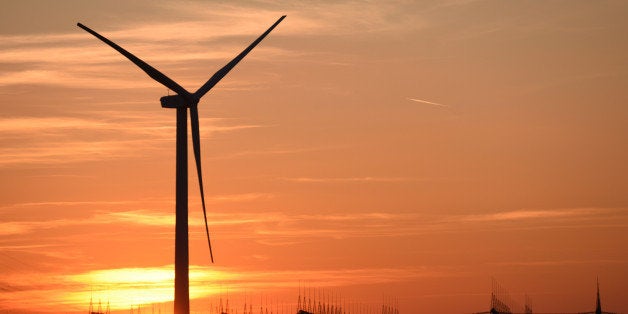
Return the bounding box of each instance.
[78,16,286,314]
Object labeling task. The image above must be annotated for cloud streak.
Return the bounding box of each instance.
[0,193,275,236]
[489,259,627,267]
[407,97,450,108]
[281,176,433,183]
[0,115,261,167]
[1,206,626,311]
[0,1,426,91]
[2,206,626,239]
[0,264,445,312]
[459,208,600,222]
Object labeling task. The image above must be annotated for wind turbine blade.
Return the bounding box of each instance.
[194,15,286,98]
[189,105,215,263]
[77,23,192,99]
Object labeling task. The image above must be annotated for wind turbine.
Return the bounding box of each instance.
[77,16,286,314]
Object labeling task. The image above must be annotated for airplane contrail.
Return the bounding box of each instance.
[407,97,450,108]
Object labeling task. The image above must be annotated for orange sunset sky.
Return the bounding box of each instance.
[1,1,628,313]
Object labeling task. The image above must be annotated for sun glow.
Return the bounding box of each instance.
[64,265,237,310]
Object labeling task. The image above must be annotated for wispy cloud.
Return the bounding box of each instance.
[251,207,628,241]
[0,8,296,91]
[281,176,431,183]
[3,206,625,240]
[0,1,425,92]
[0,222,35,237]
[0,117,108,133]
[489,259,627,267]
[206,193,274,202]
[457,208,602,223]
[1,207,625,312]
[407,97,451,108]
[0,115,261,167]
[2,200,143,208]
[215,146,334,159]
[0,193,275,236]
[0,264,447,312]
[0,139,157,166]
[0,219,77,236]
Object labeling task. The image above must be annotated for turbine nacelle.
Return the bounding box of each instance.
[160,95,198,108]
[160,95,186,108]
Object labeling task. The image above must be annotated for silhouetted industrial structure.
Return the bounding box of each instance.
[88,296,110,314]
[293,286,399,314]
[487,278,520,314]
[475,279,619,314]
[85,278,621,314]
[579,279,617,314]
